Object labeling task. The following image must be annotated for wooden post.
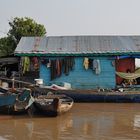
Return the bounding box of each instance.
[12,77,15,89]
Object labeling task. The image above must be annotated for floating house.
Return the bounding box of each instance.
[15,36,140,90]
[0,55,19,77]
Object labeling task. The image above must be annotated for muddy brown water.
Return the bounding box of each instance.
[0,103,140,140]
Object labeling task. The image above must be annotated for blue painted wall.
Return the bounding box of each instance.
[40,57,116,89]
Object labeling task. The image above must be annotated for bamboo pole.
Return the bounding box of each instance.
[0,77,35,86]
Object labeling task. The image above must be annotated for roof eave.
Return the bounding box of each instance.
[14,52,140,57]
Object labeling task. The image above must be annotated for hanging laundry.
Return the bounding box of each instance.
[69,57,75,70]
[41,59,51,68]
[41,58,47,65]
[63,57,75,75]
[50,60,57,80]
[56,59,61,77]
[93,59,101,74]
[83,57,89,70]
[31,57,39,70]
[63,58,69,75]
[89,59,93,69]
[58,59,63,76]
[22,57,30,74]
[47,59,51,68]
[93,59,98,70]
[50,57,75,80]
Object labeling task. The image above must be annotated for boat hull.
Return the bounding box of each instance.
[55,90,140,103]
[33,95,74,117]
[0,88,33,114]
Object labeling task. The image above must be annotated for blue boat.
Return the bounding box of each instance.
[0,87,34,114]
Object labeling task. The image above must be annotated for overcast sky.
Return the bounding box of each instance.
[0,0,140,37]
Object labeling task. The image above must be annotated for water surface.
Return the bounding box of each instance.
[0,103,140,140]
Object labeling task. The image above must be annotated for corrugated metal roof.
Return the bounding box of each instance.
[15,36,140,56]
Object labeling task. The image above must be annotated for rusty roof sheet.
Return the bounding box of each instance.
[15,36,140,56]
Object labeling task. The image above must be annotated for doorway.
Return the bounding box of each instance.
[115,58,135,85]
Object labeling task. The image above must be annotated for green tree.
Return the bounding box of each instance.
[0,36,16,57]
[0,17,46,57]
[8,17,46,44]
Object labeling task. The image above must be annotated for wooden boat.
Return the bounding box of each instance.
[33,94,74,117]
[0,87,34,114]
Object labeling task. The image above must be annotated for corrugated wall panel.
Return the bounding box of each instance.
[40,57,116,89]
